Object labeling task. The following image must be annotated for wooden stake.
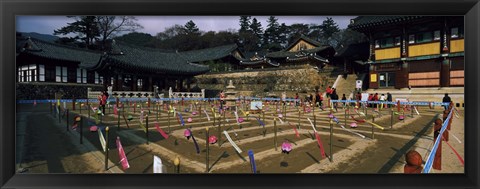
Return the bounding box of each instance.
[206,127,210,173]
[274,118,278,151]
[174,157,180,174]
[105,126,109,171]
[329,119,333,162]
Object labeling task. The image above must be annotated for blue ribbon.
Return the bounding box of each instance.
[422,108,454,173]
[177,113,185,126]
[255,117,265,128]
[248,150,257,174]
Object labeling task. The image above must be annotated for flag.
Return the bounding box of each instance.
[153,155,164,173]
[248,150,257,174]
[314,132,326,158]
[224,130,242,153]
[155,123,169,139]
[98,128,107,152]
[116,137,130,170]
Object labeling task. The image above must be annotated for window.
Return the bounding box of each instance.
[395,36,401,46]
[76,68,87,83]
[416,32,433,43]
[95,72,103,84]
[375,37,399,48]
[39,65,45,81]
[56,66,68,82]
[408,35,415,44]
[451,27,458,38]
[137,78,143,88]
[434,30,441,40]
[18,64,38,82]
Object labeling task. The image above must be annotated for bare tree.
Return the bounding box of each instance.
[96,16,143,48]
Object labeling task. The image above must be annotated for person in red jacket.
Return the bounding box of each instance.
[98,91,108,115]
[326,86,332,98]
[373,93,379,108]
[367,93,373,107]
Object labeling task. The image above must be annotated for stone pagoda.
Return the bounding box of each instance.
[224,80,238,107]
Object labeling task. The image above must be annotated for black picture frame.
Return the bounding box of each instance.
[2,0,479,188]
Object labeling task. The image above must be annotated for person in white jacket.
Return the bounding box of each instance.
[379,94,386,109]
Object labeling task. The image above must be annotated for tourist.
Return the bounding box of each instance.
[219,90,225,110]
[341,94,347,107]
[318,91,324,108]
[387,92,393,108]
[373,93,379,108]
[98,91,108,115]
[331,89,339,111]
[379,94,386,108]
[315,92,321,107]
[442,93,451,110]
[326,86,332,98]
[368,93,373,107]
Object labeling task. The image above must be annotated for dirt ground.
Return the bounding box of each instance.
[16,102,464,174]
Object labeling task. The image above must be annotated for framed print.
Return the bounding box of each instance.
[1,0,479,189]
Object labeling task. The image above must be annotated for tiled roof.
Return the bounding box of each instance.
[178,44,241,63]
[349,16,425,31]
[285,35,323,51]
[17,37,103,68]
[104,41,210,75]
[335,42,369,60]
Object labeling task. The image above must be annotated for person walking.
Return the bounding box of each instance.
[379,94,386,109]
[98,91,108,115]
[341,94,347,107]
[387,92,393,108]
[373,93,379,108]
[331,89,339,112]
[442,93,452,110]
[326,86,332,98]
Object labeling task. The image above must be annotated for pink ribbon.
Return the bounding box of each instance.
[314,131,326,158]
[116,137,130,170]
[155,123,169,139]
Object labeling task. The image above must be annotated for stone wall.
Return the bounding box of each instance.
[195,65,341,97]
[16,82,104,100]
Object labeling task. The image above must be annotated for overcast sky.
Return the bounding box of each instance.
[16,16,355,37]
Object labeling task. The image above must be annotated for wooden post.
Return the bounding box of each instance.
[391,108,394,129]
[72,97,76,111]
[329,119,333,162]
[298,109,301,129]
[66,109,69,131]
[117,104,121,130]
[174,157,180,174]
[87,98,90,119]
[442,110,449,141]
[168,111,171,133]
[146,115,149,144]
[50,102,52,114]
[105,126,109,171]
[58,105,61,123]
[80,116,83,144]
[206,127,210,173]
[371,114,375,139]
[433,118,442,170]
[218,113,221,147]
[344,108,347,128]
[148,97,151,115]
[274,118,278,151]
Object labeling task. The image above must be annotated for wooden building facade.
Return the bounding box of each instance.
[16,35,244,95]
[349,16,464,89]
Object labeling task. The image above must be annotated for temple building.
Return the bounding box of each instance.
[349,16,464,89]
[239,35,335,69]
[16,34,241,99]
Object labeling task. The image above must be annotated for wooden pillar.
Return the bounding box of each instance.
[433,118,442,170]
[396,62,409,89]
[133,76,138,91]
[117,74,123,91]
[440,59,450,87]
[187,78,191,92]
[149,76,153,91]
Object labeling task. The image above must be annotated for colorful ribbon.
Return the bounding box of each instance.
[223,130,242,153]
[116,137,130,170]
[155,123,169,139]
[248,150,257,174]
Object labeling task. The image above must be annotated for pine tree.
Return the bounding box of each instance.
[320,17,340,40]
[184,20,200,36]
[239,16,252,33]
[249,18,263,48]
[263,16,283,51]
[53,16,100,49]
